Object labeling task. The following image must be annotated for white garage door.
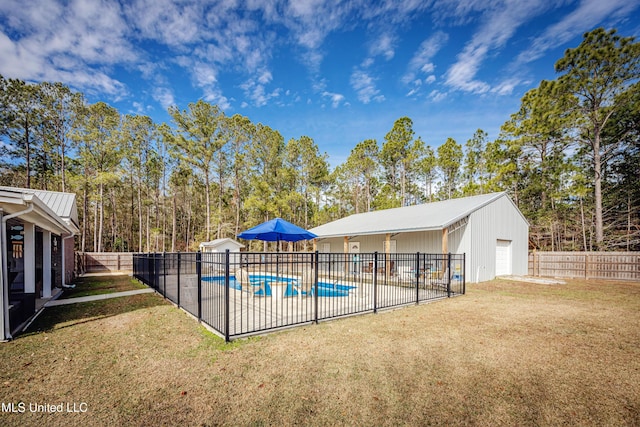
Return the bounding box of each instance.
[495,240,512,276]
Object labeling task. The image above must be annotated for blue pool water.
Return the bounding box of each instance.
[202,274,355,297]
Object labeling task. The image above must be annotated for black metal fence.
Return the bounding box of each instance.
[133,251,465,341]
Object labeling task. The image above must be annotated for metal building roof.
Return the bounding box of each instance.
[310,192,521,238]
[199,238,245,248]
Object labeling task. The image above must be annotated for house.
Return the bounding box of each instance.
[0,186,79,340]
[309,192,529,283]
[199,238,244,253]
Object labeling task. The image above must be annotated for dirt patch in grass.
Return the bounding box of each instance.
[1,277,639,426]
[58,275,146,299]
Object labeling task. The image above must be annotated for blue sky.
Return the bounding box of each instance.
[1,0,639,167]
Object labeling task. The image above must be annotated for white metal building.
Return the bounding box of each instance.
[309,192,529,283]
[199,238,244,253]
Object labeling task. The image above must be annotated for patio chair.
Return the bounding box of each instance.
[362,262,374,274]
[234,268,270,297]
[398,266,415,282]
[377,261,395,276]
[291,269,315,298]
[430,267,450,291]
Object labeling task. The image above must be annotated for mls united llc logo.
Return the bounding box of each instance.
[2,402,88,414]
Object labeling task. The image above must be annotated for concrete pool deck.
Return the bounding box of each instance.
[152,273,457,339]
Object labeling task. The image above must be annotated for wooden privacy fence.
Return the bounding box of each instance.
[78,252,134,274]
[529,252,640,281]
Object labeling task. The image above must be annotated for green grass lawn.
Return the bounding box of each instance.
[0,276,638,426]
[57,275,147,299]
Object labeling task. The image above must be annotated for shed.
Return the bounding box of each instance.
[0,186,79,340]
[199,238,244,253]
[309,192,529,283]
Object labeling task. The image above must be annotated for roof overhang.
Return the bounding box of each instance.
[314,225,445,239]
[0,190,78,235]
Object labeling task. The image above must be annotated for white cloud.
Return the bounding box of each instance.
[358,0,432,25]
[350,69,385,104]
[152,87,175,110]
[491,78,522,96]
[257,69,272,85]
[516,0,640,64]
[193,62,218,87]
[203,87,231,110]
[402,31,448,85]
[406,88,419,97]
[274,0,355,69]
[131,101,150,114]
[444,1,549,94]
[369,33,396,60]
[3,0,636,118]
[240,70,280,107]
[429,90,447,102]
[123,0,203,46]
[0,0,133,98]
[321,91,346,108]
[445,47,491,94]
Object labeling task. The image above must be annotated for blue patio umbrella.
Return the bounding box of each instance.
[237,218,317,243]
[238,218,318,242]
[237,218,317,280]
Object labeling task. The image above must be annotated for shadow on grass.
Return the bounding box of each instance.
[22,293,167,336]
[58,274,147,299]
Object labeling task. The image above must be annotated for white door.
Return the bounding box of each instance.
[382,240,397,253]
[495,240,512,276]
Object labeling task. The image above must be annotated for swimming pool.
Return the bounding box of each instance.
[202,274,355,297]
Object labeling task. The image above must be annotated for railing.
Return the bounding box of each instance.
[133,251,465,341]
[9,292,36,335]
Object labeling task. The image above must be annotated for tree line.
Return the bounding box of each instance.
[1,28,638,252]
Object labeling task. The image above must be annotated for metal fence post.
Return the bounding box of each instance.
[196,251,202,322]
[177,252,181,307]
[447,252,452,298]
[224,249,230,342]
[462,253,466,294]
[151,252,156,290]
[373,251,378,313]
[163,252,167,299]
[415,252,420,304]
[314,251,319,324]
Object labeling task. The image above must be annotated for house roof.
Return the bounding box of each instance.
[0,186,79,234]
[310,192,525,238]
[28,189,78,224]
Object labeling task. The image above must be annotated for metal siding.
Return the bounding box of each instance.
[316,231,442,254]
[466,195,529,282]
[448,220,473,279]
[315,194,528,283]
